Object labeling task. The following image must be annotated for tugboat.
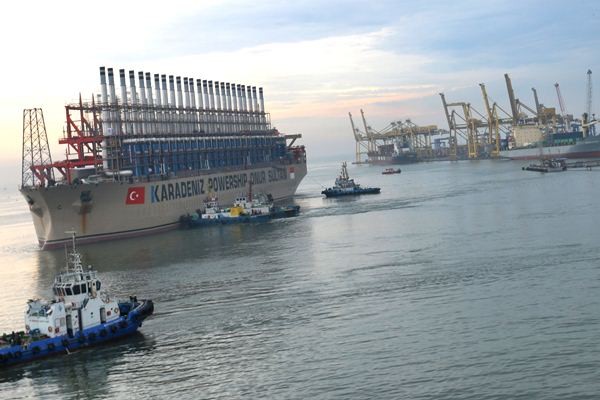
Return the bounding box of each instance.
[0,233,154,367]
[382,168,402,175]
[181,192,300,227]
[321,162,381,197]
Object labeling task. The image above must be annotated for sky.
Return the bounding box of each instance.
[1,0,600,180]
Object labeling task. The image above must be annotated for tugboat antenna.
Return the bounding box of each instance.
[64,230,77,251]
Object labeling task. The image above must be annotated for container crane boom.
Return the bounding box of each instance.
[554,82,568,116]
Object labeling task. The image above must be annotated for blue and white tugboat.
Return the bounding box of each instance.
[321,162,381,198]
[0,233,154,367]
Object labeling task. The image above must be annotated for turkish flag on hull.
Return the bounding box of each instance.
[126,187,145,205]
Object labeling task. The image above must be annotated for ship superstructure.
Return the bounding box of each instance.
[20,67,307,249]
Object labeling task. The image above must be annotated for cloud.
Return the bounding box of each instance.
[1,0,599,162]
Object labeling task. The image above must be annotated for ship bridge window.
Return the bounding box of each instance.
[66,286,73,296]
[96,281,101,290]
[81,284,87,293]
[73,285,81,295]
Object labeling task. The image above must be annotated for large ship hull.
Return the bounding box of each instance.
[21,162,306,249]
[499,136,600,160]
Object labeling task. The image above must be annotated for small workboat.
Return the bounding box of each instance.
[321,162,381,197]
[0,233,154,367]
[181,193,300,227]
[522,158,568,173]
[382,168,401,175]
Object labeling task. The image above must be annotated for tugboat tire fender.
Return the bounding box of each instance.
[110,325,118,334]
[100,329,107,337]
[61,339,69,347]
[119,320,127,329]
[47,343,56,351]
[78,335,85,343]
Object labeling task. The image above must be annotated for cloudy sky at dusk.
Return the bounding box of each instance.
[1,0,599,176]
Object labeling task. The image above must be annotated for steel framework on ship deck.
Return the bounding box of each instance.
[22,108,55,187]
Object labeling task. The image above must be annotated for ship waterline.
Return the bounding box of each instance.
[21,162,306,249]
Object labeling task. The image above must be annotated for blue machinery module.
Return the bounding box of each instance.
[116,135,289,176]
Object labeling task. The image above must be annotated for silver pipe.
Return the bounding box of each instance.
[100,67,109,169]
[176,76,183,134]
[203,80,209,133]
[259,87,265,113]
[208,80,215,110]
[146,73,154,135]
[247,85,254,113]
[176,76,183,109]
[154,74,162,135]
[252,86,258,131]
[225,83,232,133]
[129,71,138,135]
[169,75,176,134]
[197,79,204,110]
[107,68,118,138]
[252,86,258,114]
[189,78,197,133]
[138,72,147,135]
[119,69,127,135]
[259,87,265,127]
[161,75,168,133]
[215,81,222,111]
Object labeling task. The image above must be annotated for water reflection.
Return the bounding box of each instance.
[0,333,156,399]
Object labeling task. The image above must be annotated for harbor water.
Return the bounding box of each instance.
[1,159,600,399]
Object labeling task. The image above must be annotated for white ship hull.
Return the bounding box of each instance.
[21,163,306,249]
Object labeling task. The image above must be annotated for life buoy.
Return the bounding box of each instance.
[48,326,53,333]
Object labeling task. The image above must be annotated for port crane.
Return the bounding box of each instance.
[349,110,445,163]
[584,69,596,136]
[554,82,571,131]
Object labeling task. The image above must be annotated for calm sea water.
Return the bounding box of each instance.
[1,159,600,399]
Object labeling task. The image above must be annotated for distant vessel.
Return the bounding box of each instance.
[20,67,307,250]
[181,193,300,226]
[500,128,600,160]
[368,142,418,165]
[382,168,401,175]
[522,158,567,173]
[0,234,153,367]
[321,162,380,197]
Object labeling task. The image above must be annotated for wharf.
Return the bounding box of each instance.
[565,160,600,170]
